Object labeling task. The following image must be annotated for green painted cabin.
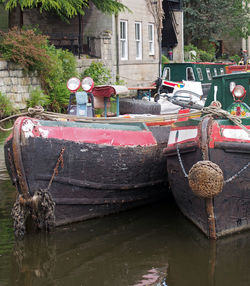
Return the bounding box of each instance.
[205,72,250,110]
[162,62,227,83]
[162,62,228,97]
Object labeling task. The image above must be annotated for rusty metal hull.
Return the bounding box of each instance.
[5,117,170,227]
[166,117,250,238]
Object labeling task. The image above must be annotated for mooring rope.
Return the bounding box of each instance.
[0,105,202,129]
[0,107,45,131]
[202,101,250,136]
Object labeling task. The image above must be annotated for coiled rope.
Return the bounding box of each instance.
[202,101,250,136]
[0,107,45,131]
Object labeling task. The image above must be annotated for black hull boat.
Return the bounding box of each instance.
[165,72,250,239]
[4,116,171,235]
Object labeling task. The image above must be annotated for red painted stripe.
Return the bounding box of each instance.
[31,125,157,146]
[146,120,175,126]
[220,125,250,130]
[209,123,250,147]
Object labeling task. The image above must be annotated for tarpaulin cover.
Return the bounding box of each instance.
[92,85,128,97]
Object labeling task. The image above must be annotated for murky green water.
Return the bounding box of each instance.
[1,129,250,286]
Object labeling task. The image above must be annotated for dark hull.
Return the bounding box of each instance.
[5,124,169,226]
[167,140,250,238]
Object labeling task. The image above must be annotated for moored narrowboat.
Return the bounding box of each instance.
[4,115,173,237]
[165,72,250,239]
[161,62,228,97]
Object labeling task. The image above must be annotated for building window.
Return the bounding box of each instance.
[120,20,128,60]
[135,22,142,60]
[148,23,155,55]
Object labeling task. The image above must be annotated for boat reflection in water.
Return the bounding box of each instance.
[8,194,250,286]
[10,200,172,286]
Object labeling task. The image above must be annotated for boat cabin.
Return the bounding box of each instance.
[205,72,250,117]
[162,62,228,97]
[225,65,250,74]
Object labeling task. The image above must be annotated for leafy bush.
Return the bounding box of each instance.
[0,92,15,119]
[229,54,241,63]
[43,45,77,112]
[48,82,71,113]
[0,27,51,72]
[184,44,215,62]
[0,27,77,112]
[162,54,169,64]
[81,61,111,85]
[199,50,215,62]
[184,44,199,61]
[27,88,50,108]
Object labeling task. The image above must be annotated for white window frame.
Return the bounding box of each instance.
[135,22,142,60]
[220,68,225,75]
[162,67,170,80]
[148,23,155,55]
[120,20,128,60]
[186,67,195,81]
[206,68,212,80]
[197,68,203,81]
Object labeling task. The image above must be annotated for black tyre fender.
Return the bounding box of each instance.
[119,98,161,115]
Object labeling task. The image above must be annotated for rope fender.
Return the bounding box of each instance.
[188,160,224,198]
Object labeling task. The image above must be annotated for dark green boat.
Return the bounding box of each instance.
[162,62,228,97]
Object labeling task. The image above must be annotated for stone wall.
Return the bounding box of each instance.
[0,58,99,110]
[0,60,41,110]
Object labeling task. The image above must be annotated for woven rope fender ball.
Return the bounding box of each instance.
[188,160,224,198]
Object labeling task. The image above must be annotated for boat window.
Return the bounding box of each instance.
[186,67,195,81]
[162,67,170,80]
[206,68,212,80]
[220,68,225,75]
[197,68,203,80]
[213,68,218,76]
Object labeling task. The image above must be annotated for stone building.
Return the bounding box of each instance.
[0,0,184,87]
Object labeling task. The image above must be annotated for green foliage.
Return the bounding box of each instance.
[183,0,250,44]
[161,54,169,64]
[27,87,50,108]
[184,44,215,62]
[91,0,130,15]
[114,76,126,85]
[41,46,77,112]
[0,0,129,20]
[0,27,51,71]
[199,50,215,62]
[48,82,71,113]
[81,61,111,85]
[0,92,15,118]
[0,27,77,112]
[229,54,241,63]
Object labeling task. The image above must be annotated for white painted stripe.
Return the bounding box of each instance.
[22,119,35,138]
[222,129,250,141]
[168,129,198,145]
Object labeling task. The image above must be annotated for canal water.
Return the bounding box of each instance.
[1,130,250,286]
